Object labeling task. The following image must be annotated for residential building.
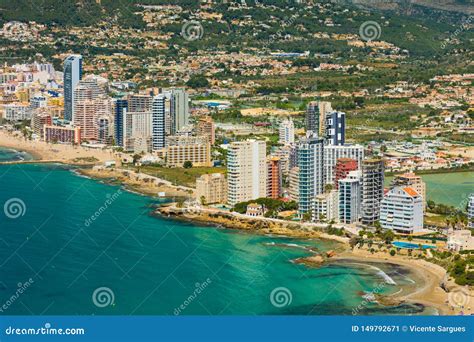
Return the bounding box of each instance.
[312,190,338,222]
[63,54,82,121]
[325,111,345,145]
[166,135,211,167]
[380,187,424,234]
[338,170,362,224]
[196,173,227,204]
[447,229,474,252]
[114,99,128,146]
[227,140,267,206]
[128,94,152,112]
[170,88,189,134]
[305,101,319,134]
[31,112,52,138]
[152,95,166,151]
[246,203,265,217]
[323,144,364,186]
[298,134,325,216]
[4,103,31,121]
[44,125,81,144]
[361,158,385,225]
[278,118,295,145]
[196,116,215,145]
[289,166,299,202]
[267,157,282,199]
[123,111,152,152]
[334,158,358,189]
[318,101,333,137]
[391,172,426,209]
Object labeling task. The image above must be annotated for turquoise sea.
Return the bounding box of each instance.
[0,149,432,315]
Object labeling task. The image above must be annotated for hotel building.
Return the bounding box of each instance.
[380,187,424,234]
[63,54,82,121]
[227,140,267,206]
[44,125,81,144]
[166,135,211,167]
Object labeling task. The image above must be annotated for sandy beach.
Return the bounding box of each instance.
[0,129,116,164]
[338,248,473,316]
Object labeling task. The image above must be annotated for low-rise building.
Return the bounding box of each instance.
[447,229,474,252]
[44,125,81,144]
[246,203,265,217]
[166,135,211,167]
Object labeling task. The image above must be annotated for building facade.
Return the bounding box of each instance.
[63,54,82,122]
[361,158,385,225]
[267,157,282,199]
[196,173,227,204]
[312,190,338,222]
[334,158,358,189]
[152,95,166,151]
[380,187,424,234]
[390,172,426,210]
[278,118,295,145]
[323,144,364,186]
[227,140,267,206]
[166,135,211,167]
[298,134,325,216]
[338,170,362,224]
[325,111,345,145]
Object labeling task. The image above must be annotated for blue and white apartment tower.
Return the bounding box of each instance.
[325,111,345,145]
[63,55,83,122]
[298,133,325,217]
[114,99,128,147]
[152,95,166,151]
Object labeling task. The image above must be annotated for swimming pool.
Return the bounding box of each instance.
[392,241,435,249]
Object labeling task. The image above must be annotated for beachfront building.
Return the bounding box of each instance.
[468,194,474,229]
[447,229,474,252]
[196,173,227,205]
[323,144,364,186]
[278,118,295,145]
[338,170,362,224]
[334,158,358,189]
[325,111,345,145]
[113,98,128,147]
[246,203,266,217]
[4,103,32,121]
[196,116,215,145]
[123,110,152,152]
[227,140,267,206]
[289,166,299,202]
[298,133,325,216]
[390,172,426,210]
[31,112,52,138]
[166,135,211,167]
[361,158,385,226]
[267,157,282,199]
[380,187,424,234]
[63,54,82,122]
[312,190,338,223]
[151,94,166,151]
[44,125,81,144]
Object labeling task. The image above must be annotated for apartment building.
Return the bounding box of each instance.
[196,173,227,204]
[380,187,424,234]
